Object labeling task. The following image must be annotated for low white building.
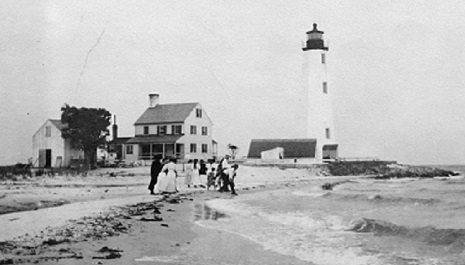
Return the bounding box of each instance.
[32,119,84,168]
[261,147,284,160]
[248,139,317,159]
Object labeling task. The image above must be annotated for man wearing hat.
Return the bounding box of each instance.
[148,154,163,195]
[219,154,231,192]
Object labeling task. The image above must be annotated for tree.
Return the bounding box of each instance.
[227,144,239,159]
[61,104,111,169]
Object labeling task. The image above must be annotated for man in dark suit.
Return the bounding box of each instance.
[148,154,163,195]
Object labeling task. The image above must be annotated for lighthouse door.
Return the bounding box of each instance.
[322,145,338,159]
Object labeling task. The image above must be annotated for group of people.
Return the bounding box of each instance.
[148,154,238,195]
[148,155,179,194]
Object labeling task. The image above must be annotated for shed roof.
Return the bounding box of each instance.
[109,137,131,145]
[49,119,66,131]
[247,139,317,158]
[134,103,199,125]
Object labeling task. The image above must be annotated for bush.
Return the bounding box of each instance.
[0,164,32,180]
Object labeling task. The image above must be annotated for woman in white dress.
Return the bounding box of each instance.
[191,159,201,188]
[156,158,178,194]
[153,159,167,194]
[184,160,193,188]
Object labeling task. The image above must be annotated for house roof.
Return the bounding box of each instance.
[134,103,199,125]
[109,137,132,145]
[49,119,66,131]
[125,135,183,144]
[247,139,317,158]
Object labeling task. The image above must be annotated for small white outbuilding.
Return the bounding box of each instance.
[32,119,83,168]
[260,147,284,160]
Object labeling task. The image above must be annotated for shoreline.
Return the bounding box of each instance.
[1,164,463,264]
[0,179,314,264]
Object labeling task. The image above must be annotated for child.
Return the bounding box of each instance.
[229,164,239,195]
[206,168,216,191]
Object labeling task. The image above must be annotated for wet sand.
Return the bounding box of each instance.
[0,166,317,264]
[50,190,310,265]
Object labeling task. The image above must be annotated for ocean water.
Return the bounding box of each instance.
[195,166,465,265]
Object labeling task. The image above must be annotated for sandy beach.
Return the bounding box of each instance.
[2,164,464,265]
[0,165,317,264]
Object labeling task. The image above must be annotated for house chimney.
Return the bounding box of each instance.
[149,93,159,107]
[112,115,118,140]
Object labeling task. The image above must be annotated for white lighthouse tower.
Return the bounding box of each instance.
[302,23,338,160]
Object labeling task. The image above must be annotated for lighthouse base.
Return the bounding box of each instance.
[322,144,338,159]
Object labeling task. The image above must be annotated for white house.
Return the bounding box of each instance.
[123,94,217,163]
[32,119,84,168]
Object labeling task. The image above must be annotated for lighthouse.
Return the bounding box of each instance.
[302,23,338,159]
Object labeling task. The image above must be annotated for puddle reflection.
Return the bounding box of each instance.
[194,203,228,221]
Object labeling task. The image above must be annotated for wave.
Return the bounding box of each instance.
[349,218,406,234]
[349,218,465,248]
[366,195,440,205]
[292,190,332,198]
[322,193,441,205]
[445,179,465,185]
[200,200,381,265]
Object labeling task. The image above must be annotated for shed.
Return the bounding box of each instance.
[247,139,317,159]
[260,147,284,160]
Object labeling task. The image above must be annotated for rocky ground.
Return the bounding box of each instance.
[325,161,459,178]
[0,165,298,264]
[0,184,292,264]
[0,193,192,264]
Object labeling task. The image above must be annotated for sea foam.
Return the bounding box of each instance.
[199,199,382,265]
[197,173,465,265]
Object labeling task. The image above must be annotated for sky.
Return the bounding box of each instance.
[1,0,464,165]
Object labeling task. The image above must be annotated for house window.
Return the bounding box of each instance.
[325,128,330,139]
[126,145,133,155]
[196,108,202,118]
[157,125,166,135]
[323,82,328,94]
[172,125,182,135]
[201,126,208,136]
[321,53,326,64]
[143,126,149,135]
[190,143,197,153]
[45,126,51,137]
[190,125,197,135]
[202,144,208,153]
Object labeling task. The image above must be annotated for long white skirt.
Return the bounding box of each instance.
[192,169,201,186]
[185,170,193,185]
[164,170,177,192]
[154,172,166,193]
[155,171,177,193]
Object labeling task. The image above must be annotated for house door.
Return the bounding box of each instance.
[38,149,46,167]
[45,149,52,168]
[175,144,184,159]
[165,144,175,158]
